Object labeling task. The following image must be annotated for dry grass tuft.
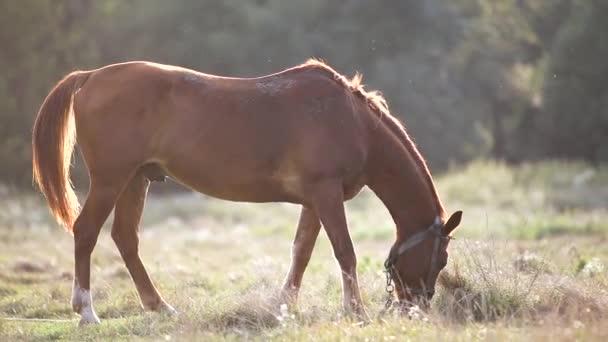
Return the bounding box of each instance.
[436,265,529,322]
[435,241,608,325]
[213,295,280,331]
[513,251,553,274]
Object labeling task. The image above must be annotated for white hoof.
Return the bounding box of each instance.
[78,308,101,326]
[72,280,101,326]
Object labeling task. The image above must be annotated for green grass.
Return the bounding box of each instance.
[1,160,607,341]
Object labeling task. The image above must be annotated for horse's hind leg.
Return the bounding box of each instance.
[280,206,321,304]
[111,173,175,314]
[72,176,128,326]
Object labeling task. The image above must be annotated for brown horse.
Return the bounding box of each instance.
[32,59,462,325]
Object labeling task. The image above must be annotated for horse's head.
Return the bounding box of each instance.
[384,211,462,308]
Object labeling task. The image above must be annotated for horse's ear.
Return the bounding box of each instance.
[443,211,463,235]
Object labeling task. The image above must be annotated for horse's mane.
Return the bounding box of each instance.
[297,58,445,215]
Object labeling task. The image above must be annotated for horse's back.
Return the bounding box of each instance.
[159,67,369,202]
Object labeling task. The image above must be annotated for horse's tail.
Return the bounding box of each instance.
[32,71,91,232]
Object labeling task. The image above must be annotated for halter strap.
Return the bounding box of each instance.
[383,216,451,302]
[384,216,443,269]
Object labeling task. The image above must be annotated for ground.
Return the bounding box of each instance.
[0,161,607,341]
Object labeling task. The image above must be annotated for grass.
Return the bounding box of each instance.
[0,160,607,341]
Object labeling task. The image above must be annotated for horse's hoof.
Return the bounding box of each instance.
[345,306,371,324]
[277,286,299,306]
[78,312,101,327]
[158,302,178,316]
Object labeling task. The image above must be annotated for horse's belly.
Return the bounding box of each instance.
[159,159,301,203]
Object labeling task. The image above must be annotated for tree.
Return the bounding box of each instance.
[540,0,608,162]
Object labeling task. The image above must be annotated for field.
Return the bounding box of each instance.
[0,161,607,341]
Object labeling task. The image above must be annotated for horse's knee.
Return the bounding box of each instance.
[73,186,122,256]
[74,227,99,257]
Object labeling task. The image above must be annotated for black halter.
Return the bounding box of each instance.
[383,217,452,304]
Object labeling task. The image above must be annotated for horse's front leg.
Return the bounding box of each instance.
[280,206,321,304]
[309,180,369,321]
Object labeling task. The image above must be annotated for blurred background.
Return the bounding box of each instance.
[1,0,607,188]
[1,2,608,339]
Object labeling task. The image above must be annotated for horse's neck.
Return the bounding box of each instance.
[366,127,444,240]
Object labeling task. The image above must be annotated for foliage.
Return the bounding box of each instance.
[0,1,606,186]
[539,0,608,162]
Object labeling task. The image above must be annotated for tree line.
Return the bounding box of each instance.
[1,0,606,187]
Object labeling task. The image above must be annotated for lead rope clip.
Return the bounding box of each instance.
[379,267,395,318]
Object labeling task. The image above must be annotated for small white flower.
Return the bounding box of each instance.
[581,258,604,277]
[280,303,288,316]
